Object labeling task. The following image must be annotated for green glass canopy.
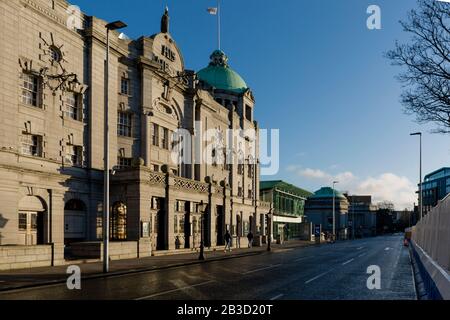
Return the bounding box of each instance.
[197,50,248,94]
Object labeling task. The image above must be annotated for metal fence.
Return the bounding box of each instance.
[412,194,450,271]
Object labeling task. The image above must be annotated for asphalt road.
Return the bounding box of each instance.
[0,234,416,300]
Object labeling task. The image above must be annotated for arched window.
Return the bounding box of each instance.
[64,199,85,211]
[111,202,127,240]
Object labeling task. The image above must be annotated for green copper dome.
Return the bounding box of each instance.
[197,50,248,94]
[310,187,347,200]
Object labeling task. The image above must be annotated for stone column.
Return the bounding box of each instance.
[50,190,65,266]
[209,184,217,248]
[165,173,176,250]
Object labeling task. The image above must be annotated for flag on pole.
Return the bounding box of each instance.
[207,7,218,15]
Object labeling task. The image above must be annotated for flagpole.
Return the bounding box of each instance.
[218,0,221,50]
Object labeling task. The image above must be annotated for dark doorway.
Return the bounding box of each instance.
[184,201,191,249]
[36,212,45,245]
[216,205,224,245]
[204,205,211,247]
[156,200,166,250]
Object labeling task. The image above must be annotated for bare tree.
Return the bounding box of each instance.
[386,0,450,134]
[377,201,395,211]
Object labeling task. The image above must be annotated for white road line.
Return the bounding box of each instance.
[385,247,391,251]
[357,247,364,250]
[242,264,282,275]
[135,280,215,300]
[358,253,366,258]
[294,257,311,262]
[342,258,355,266]
[305,270,332,284]
[270,294,284,301]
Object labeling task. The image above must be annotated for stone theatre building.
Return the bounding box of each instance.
[0,0,269,270]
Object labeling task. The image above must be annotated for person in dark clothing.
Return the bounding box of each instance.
[224,231,232,252]
[247,231,254,248]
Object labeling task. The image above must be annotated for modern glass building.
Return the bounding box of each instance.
[420,167,450,214]
[260,181,312,241]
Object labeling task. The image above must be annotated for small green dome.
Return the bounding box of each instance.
[197,50,248,94]
[310,187,346,200]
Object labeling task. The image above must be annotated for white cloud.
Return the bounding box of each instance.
[300,168,330,180]
[355,173,416,210]
[289,166,416,210]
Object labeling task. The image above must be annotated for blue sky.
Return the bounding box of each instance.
[72,0,449,209]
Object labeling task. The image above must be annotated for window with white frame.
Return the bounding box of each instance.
[162,127,169,150]
[21,133,42,157]
[152,123,160,147]
[65,145,83,167]
[121,77,130,95]
[117,112,132,137]
[65,92,81,121]
[117,157,132,169]
[20,73,40,107]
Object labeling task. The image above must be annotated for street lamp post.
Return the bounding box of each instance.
[103,20,127,274]
[267,209,272,252]
[332,181,339,242]
[199,201,207,261]
[410,132,423,220]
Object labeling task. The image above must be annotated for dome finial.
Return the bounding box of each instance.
[209,50,228,67]
[161,6,170,33]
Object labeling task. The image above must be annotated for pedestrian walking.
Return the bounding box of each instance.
[224,231,232,252]
[247,231,254,248]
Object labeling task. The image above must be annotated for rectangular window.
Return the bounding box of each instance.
[18,213,27,231]
[20,73,40,107]
[238,186,243,197]
[248,164,254,178]
[248,189,253,199]
[162,127,169,150]
[238,164,244,175]
[245,105,252,121]
[21,134,43,157]
[65,145,83,167]
[152,123,160,146]
[153,164,160,172]
[121,78,130,95]
[64,92,81,120]
[117,157,132,169]
[118,112,132,137]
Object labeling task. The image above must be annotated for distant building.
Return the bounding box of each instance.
[305,187,349,240]
[260,181,312,241]
[419,167,450,215]
[346,195,377,238]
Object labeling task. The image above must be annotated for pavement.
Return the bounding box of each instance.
[0,235,416,300]
[0,239,313,292]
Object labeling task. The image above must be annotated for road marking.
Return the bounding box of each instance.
[342,258,355,266]
[385,247,391,251]
[242,264,282,275]
[270,294,284,301]
[358,253,366,258]
[135,280,215,300]
[357,247,364,250]
[294,257,311,262]
[305,270,333,284]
